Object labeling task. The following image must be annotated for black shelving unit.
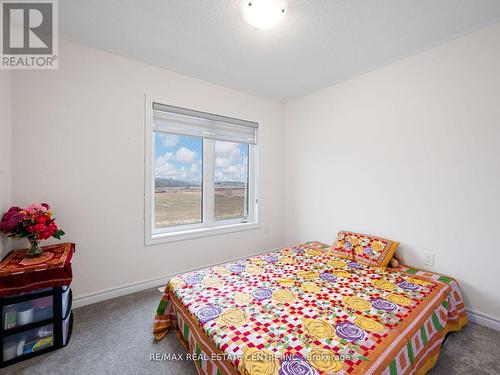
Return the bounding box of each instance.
[0,286,73,367]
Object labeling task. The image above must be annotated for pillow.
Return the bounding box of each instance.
[332,230,399,268]
[329,231,355,260]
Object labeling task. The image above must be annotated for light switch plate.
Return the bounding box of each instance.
[424,252,434,266]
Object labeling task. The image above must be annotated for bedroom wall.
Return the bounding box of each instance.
[12,40,285,302]
[284,24,500,322]
[0,71,13,259]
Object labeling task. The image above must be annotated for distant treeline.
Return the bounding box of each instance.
[155,177,200,188]
[155,177,245,189]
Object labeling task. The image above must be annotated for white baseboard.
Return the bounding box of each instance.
[72,247,275,309]
[467,309,500,332]
[72,275,170,309]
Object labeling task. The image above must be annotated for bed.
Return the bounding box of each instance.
[153,241,467,375]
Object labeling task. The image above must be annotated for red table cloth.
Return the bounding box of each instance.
[0,242,74,297]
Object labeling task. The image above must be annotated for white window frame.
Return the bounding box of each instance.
[145,95,259,245]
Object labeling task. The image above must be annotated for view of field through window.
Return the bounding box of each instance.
[154,133,202,228]
[214,140,248,221]
[154,133,248,228]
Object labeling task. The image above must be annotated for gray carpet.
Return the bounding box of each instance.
[2,288,499,375]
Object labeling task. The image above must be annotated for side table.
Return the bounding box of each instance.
[0,243,75,367]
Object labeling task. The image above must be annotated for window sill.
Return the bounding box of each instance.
[146,222,260,246]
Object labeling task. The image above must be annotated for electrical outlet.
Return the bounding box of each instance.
[423,252,434,266]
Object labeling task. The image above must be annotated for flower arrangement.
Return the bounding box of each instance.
[0,203,65,257]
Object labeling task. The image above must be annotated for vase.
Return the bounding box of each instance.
[27,237,43,257]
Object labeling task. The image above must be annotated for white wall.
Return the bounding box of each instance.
[0,71,13,259]
[12,40,285,300]
[284,24,500,320]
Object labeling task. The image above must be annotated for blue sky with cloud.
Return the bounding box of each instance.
[155,133,248,183]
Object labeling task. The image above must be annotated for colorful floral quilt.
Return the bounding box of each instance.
[154,242,467,375]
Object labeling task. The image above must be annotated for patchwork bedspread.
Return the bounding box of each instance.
[153,242,467,375]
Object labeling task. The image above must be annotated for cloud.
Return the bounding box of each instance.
[215,141,239,156]
[155,157,176,178]
[215,141,241,168]
[215,162,247,182]
[190,163,200,174]
[215,156,231,168]
[156,152,174,163]
[158,134,179,147]
[175,147,197,163]
[155,154,201,182]
[214,141,248,182]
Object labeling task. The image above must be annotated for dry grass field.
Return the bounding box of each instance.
[155,188,246,228]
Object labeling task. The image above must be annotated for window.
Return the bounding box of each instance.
[145,98,259,244]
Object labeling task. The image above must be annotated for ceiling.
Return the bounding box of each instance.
[59,0,500,102]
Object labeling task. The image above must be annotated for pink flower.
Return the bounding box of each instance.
[25,203,47,214]
[0,207,23,233]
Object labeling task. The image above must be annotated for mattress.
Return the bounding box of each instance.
[153,241,467,375]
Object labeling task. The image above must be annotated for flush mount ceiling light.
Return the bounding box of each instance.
[241,0,286,30]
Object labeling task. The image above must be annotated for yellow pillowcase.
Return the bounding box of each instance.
[332,230,399,268]
[329,231,355,260]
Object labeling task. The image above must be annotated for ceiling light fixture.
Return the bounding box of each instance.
[241,0,286,30]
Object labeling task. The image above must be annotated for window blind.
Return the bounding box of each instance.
[153,103,258,145]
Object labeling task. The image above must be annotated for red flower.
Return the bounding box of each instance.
[36,214,48,224]
[39,222,57,240]
[0,207,23,233]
